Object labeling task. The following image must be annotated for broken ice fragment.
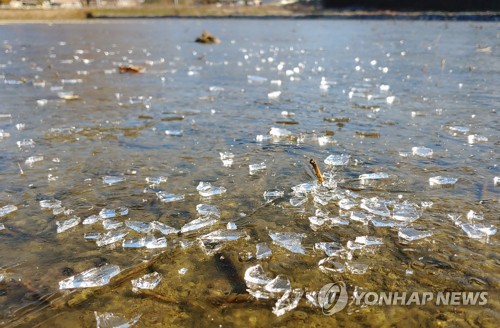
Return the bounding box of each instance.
[165,130,183,136]
[448,126,469,134]
[145,176,167,186]
[247,75,267,83]
[157,192,185,203]
[151,221,179,235]
[268,91,281,99]
[16,139,35,148]
[25,156,43,166]
[94,311,141,328]
[181,216,217,233]
[83,214,100,225]
[350,211,371,224]
[256,242,272,259]
[398,227,433,242]
[317,136,336,146]
[125,220,153,233]
[178,268,188,275]
[103,176,125,185]
[314,242,344,257]
[131,272,162,291]
[461,223,496,239]
[429,176,457,187]
[412,146,433,158]
[269,127,292,138]
[324,154,350,166]
[346,262,370,274]
[99,208,116,219]
[144,236,167,249]
[102,219,123,230]
[249,162,266,175]
[227,222,237,230]
[392,202,420,222]
[96,229,128,247]
[361,198,390,217]
[219,152,234,167]
[468,134,488,144]
[318,258,345,274]
[371,217,402,228]
[244,264,272,286]
[196,182,226,197]
[0,205,17,217]
[59,265,120,289]
[494,177,499,186]
[338,198,356,210]
[56,216,81,233]
[272,288,303,317]
[200,230,240,242]
[269,232,306,254]
[263,190,284,203]
[355,236,383,245]
[466,210,484,221]
[196,204,220,217]
[359,172,389,183]
[122,237,146,248]
[84,232,101,241]
[265,275,291,293]
[40,199,62,209]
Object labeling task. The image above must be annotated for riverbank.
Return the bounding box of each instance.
[0,5,499,22]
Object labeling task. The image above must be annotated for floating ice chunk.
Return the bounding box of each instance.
[219,152,234,167]
[96,229,128,247]
[227,222,237,230]
[247,75,267,83]
[157,192,185,203]
[84,232,101,241]
[165,130,183,137]
[392,202,420,222]
[346,262,370,274]
[272,288,303,317]
[289,196,307,207]
[339,198,357,210]
[200,230,240,242]
[131,272,162,291]
[448,126,469,134]
[318,257,345,274]
[125,220,153,234]
[494,177,499,186]
[144,236,167,249]
[256,242,272,259]
[350,211,371,224]
[256,134,272,142]
[361,198,390,217]
[145,176,167,186]
[57,91,79,100]
[122,237,146,248]
[103,176,125,185]
[59,265,120,289]
[359,172,389,183]
[181,216,217,233]
[398,227,433,242]
[379,84,390,91]
[461,223,496,239]
[386,96,396,104]
[249,162,266,175]
[317,136,336,146]
[412,146,433,158]
[468,134,488,144]
[56,216,81,233]
[268,91,281,99]
[209,86,224,92]
[314,242,344,257]
[429,176,457,187]
[99,208,117,219]
[196,182,226,197]
[324,154,350,166]
[265,275,291,293]
[94,311,141,328]
[269,232,306,254]
[152,221,179,235]
[178,268,188,275]
[371,218,402,227]
[0,205,17,217]
[25,156,43,166]
[355,236,383,245]
[102,219,123,230]
[269,127,292,138]
[291,182,316,195]
[40,199,62,209]
[196,204,220,218]
[244,264,272,286]
[0,129,11,139]
[263,190,284,203]
[16,139,35,148]
[466,210,484,221]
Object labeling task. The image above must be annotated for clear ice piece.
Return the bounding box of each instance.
[466,210,484,221]
[249,162,266,175]
[339,198,356,210]
[256,242,272,259]
[181,216,217,233]
[178,268,188,275]
[99,208,116,219]
[122,237,146,248]
[361,198,390,217]
[314,242,344,257]
[468,134,488,144]
[398,227,433,241]
[350,211,371,224]
[429,176,457,186]
[102,219,123,230]
[272,288,303,317]
[355,236,383,245]
[196,204,220,217]
[262,190,284,203]
[268,91,281,99]
[196,182,227,197]
[318,257,345,274]
[40,199,62,209]
[164,130,183,136]
[0,205,17,217]
[412,146,433,158]
[144,236,167,249]
[56,216,81,233]
[392,202,420,222]
[145,176,167,186]
[324,154,350,166]
[269,232,306,254]
[96,229,128,247]
[125,220,152,234]
[152,221,179,235]
[103,176,125,185]
[157,192,185,203]
[94,311,141,328]
[264,274,291,293]
[59,265,121,289]
[247,75,268,83]
[289,196,307,207]
[269,127,292,138]
[359,172,389,182]
[244,264,272,286]
[461,223,496,239]
[84,232,101,241]
[219,152,234,167]
[227,222,237,230]
[25,156,43,166]
[347,262,370,274]
[371,217,401,227]
[83,214,100,225]
[131,272,162,290]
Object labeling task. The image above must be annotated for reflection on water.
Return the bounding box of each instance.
[0,19,498,327]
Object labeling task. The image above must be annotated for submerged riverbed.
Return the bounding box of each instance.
[0,19,498,327]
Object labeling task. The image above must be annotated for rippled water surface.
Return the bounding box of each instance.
[0,19,498,327]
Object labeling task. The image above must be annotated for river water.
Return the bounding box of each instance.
[0,19,498,327]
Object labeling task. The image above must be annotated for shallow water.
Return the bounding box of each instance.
[0,19,498,327]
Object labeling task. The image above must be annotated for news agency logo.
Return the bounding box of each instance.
[318,281,489,315]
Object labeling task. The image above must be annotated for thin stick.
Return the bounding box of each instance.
[18,162,24,175]
[309,159,324,183]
